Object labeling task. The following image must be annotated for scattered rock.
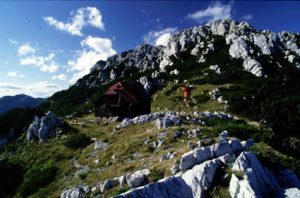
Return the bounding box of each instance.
[74,166,90,178]
[100,180,114,193]
[173,130,183,139]
[209,65,221,74]
[219,130,229,142]
[126,169,150,188]
[160,151,175,161]
[94,140,108,150]
[60,186,89,198]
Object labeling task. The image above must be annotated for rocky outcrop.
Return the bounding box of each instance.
[27,111,64,143]
[73,19,300,92]
[229,151,283,198]
[117,111,235,130]
[229,37,250,59]
[179,138,253,171]
[60,185,90,198]
[117,158,222,198]
[126,169,150,188]
[243,58,263,77]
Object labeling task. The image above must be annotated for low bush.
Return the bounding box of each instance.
[64,133,92,149]
[149,168,165,183]
[19,161,57,197]
[194,94,211,103]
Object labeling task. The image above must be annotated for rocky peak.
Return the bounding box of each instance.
[77,19,300,90]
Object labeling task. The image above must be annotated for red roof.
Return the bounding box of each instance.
[104,82,144,103]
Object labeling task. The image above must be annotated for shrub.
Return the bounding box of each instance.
[149,169,165,182]
[19,161,57,197]
[111,187,130,196]
[64,133,92,149]
[194,94,211,103]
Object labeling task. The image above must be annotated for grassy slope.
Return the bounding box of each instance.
[0,81,299,197]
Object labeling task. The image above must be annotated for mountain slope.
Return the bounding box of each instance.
[0,94,45,114]
[0,19,300,197]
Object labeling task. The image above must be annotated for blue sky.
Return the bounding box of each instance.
[0,1,300,98]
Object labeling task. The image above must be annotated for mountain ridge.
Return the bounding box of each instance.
[0,94,45,114]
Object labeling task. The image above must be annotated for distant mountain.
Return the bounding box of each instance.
[0,94,45,114]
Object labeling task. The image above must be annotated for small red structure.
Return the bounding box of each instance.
[94,81,150,118]
[180,85,191,99]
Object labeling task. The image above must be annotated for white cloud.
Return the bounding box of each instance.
[52,74,67,81]
[240,14,253,21]
[144,27,177,46]
[187,1,232,24]
[19,52,58,73]
[0,81,64,98]
[41,64,59,73]
[18,43,36,56]
[7,71,25,78]
[8,38,19,45]
[67,36,116,83]
[43,7,104,36]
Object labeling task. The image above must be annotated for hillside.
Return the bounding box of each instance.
[0,94,44,115]
[0,19,300,197]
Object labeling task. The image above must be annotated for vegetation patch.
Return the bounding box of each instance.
[64,133,92,149]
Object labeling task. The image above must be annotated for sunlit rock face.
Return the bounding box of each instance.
[78,19,300,96]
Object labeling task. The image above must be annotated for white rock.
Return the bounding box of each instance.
[254,33,273,55]
[193,146,213,165]
[101,180,114,193]
[219,130,229,141]
[241,139,255,149]
[229,152,282,198]
[118,158,222,198]
[229,37,250,59]
[179,151,196,171]
[218,153,235,164]
[210,20,229,36]
[211,141,233,158]
[126,169,150,188]
[26,116,40,141]
[209,65,221,74]
[284,188,300,198]
[181,159,222,197]
[229,139,244,153]
[117,176,193,197]
[288,55,296,64]
[94,140,108,150]
[170,69,179,75]
[243,58,263,77]
[140,76,153,94]
[60,186,90,198]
